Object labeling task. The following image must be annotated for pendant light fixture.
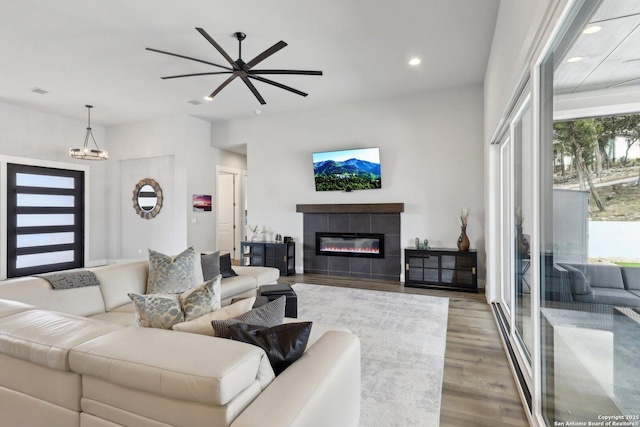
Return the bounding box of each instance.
[69,105,108,160]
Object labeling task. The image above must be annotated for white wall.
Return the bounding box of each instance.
[106,115,247,260]
[484,0,554,142]
[589,221,640,261]
[212,86,486,283]
[0,101,108,264]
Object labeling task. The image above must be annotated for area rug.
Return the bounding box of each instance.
[292,283,449,427]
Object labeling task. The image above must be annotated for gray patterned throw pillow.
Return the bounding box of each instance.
[147,247,197,294]
[128,293,184,329]
[211,296,286,338]
[180,275,222,321]
[130,275,222,329]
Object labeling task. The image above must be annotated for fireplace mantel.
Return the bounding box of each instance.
[296,203,404,214]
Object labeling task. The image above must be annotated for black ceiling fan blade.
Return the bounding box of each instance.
[161,71,233,80]
[248,75,308,97]
[207,75,238,100]
[245,41,288,69]
[195,27,236,67]
[145,47,232,71]
[249,69,323,76]
[240,77,266,105]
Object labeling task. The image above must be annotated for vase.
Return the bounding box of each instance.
[457,226,470,251]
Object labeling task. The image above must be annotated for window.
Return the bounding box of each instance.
[6,163,84,277]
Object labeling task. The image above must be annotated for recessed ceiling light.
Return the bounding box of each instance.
[203,96,213,101]
[583,25,602,34]
[567,56,583,63]
[408,57,421,66]
[254,109,263,115]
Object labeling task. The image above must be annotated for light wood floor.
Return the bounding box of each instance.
[277,273,530,427]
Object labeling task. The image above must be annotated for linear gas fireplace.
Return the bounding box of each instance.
[316,232,385,259]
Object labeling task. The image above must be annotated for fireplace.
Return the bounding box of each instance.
[316,232,385,259]
[298,203,403,281]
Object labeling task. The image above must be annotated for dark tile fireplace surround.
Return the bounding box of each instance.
[297,203,403,281]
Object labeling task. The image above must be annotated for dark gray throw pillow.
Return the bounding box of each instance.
[201,251,221,281]
[219,253,238,278]
[211,296,286,338]
[229,322,312,376]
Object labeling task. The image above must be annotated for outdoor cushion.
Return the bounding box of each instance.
[621,267,640,291]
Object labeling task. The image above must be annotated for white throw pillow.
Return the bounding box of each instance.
[172,297,256,336]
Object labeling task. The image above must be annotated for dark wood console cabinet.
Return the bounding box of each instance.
[241,241,295,276]
[404,248,477,292]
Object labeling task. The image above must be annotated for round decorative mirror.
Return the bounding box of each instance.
[132,178,163,219]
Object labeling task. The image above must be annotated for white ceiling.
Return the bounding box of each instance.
[0,0,500,127]
[554,0,640,94]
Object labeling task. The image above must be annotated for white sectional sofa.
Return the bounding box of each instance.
[0,259,361,427]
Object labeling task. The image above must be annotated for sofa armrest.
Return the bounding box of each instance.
[551,264,575,302]
[230,331,361,427]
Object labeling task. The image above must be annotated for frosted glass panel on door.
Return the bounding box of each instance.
[16,250,75,269]
[16,173,75,189]
[17,194,75,207]
[17,214,74,227]
[17,232,75,248]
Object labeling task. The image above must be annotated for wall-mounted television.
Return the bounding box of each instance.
[312,147,381,192]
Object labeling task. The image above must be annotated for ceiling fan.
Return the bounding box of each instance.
[146,28,323,105]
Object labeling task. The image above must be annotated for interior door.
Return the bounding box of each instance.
[217,173,235,257]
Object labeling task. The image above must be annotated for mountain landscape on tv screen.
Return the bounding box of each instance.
[313,158,381,191]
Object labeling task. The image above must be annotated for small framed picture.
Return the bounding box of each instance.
[193,194,212,212]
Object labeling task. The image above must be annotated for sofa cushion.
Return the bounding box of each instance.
[147,247,197,294]
[229,322,312,376]
[201,251,221,281]
[565,264,626,290]
[0,276,106,317]
[172,297,256,336]
[561,264,593,296]
[0,310,122,371]
[628,290,640,298]
[233,266,280,285]
[621,267,640,291]
[586,264,626,289]
[93,261,148,312]
[220,274,259,301]
[211,296,286,338]
[90,311,136,327]
[0,299,34,318]
[574,287,640,307]
[69,327,275,406]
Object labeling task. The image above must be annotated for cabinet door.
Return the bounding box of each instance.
[423,254,439,283]
[286,243,295,274]
[440,255,456,284]
[266,244,286,275]
[407,255,425,281]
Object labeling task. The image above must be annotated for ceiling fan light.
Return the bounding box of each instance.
[204,96,213,101]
